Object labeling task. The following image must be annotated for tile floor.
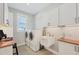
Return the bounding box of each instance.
[17,45,53,55]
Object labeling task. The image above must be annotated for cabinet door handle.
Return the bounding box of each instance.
[78,46,79,52]
[74,46,79,52]
[78,17,79,23]
[75,17,77,23]
[74,46,77,52]
[75,17,79,24]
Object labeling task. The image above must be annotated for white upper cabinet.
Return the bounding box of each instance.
[35,7,58,29]
[76,3,79,24]
[0,3,3,24]
[77,4,79,17]
[0,3,9,25]
[8,11,13,27]
[48,8,58,26]
[4,3,9,25]
[35,11,50,29]
[59,4,76,26]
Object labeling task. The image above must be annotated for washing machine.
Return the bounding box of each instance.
[25,30,30,47]
[25,29,42,51]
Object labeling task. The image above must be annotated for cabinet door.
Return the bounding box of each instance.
[29,30,41,51]
[75,45,79,55]
[0,3,3,24]
[77,3,79,23]
[35,7,58,29]
[48,8,58,26]
[59,4,76,26]
[35,12,49,29]
[77,4,79,17]
[58,41,76,55]
[4,3,9,25]
[0,3,9,25]
[8,11,13,27]
[0,46,13,55]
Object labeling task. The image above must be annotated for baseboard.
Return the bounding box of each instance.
[17,42,25,47]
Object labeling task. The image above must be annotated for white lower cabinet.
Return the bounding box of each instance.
[58,41,79,55]
[0,46,13,55]
[75,46,79,55]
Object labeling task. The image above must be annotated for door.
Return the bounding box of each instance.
[59,3,76,26]
[16,13,27,46]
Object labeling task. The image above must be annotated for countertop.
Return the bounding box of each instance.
[0,38,15,48]
[58,37,79,45]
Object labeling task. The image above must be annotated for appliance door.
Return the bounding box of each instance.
[29,30,42,51]
[25,31,30,47]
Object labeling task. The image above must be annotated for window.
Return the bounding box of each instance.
[17,16,26,32]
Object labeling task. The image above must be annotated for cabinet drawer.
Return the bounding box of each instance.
[58,51,75,55]
[58,41,75,52]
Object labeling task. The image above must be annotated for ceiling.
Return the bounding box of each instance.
[8,3,62,15]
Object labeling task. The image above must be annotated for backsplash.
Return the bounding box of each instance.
[0,26,13,37]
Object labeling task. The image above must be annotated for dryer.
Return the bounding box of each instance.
[25,29,42,51]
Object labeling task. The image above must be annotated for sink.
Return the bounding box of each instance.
[40,36,55,48]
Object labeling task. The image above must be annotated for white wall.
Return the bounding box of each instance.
[9,8,35,46]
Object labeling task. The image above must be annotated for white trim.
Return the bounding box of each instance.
[17,42,25,47]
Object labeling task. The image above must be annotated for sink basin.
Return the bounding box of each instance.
[40,36,55,48]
